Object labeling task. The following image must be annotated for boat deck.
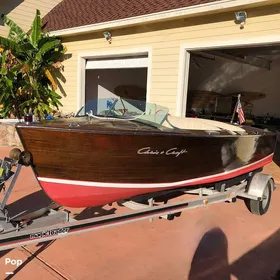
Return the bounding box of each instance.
[16,116,275,137]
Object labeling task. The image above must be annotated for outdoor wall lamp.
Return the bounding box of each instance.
[235,11,247,29]
[103,31,112,43]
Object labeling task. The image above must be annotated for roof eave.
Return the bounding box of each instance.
[48,0,275,37]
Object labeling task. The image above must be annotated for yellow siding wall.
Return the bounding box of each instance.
[57,3,280,115]
[0,0,62,36]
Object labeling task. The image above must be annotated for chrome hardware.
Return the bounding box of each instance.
[68,122,80,127]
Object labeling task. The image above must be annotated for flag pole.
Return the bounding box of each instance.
[230,94,241,124]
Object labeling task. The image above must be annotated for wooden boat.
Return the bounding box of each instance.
[227,91,266,104]
[15,97,277,208]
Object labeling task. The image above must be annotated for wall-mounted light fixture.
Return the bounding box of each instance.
[103,31,112,43]
[234,11,247,29]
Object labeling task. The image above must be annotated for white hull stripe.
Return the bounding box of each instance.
[38,154,273,189]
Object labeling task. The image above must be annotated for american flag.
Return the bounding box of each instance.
[236,97,245,124]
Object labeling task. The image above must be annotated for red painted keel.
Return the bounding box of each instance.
[39,182,162,208]
[38,154,274,208]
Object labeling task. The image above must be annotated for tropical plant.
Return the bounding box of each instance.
[0,9,66,120]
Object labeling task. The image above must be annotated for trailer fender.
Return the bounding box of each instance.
[247,173,275,200]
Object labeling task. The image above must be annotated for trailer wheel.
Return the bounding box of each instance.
[246,179,272,216]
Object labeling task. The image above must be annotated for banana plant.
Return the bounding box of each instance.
[0,9,66,119]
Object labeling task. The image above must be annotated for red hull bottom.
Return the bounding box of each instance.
[38,154,273,208]
[40,183,164,208]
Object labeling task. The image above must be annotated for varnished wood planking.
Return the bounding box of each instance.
[16,120,276,184]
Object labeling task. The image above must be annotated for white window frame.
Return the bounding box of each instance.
[77,48,152,111]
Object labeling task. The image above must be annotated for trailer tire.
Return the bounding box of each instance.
[246,179,272,216]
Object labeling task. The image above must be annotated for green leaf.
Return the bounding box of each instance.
[10,64,22,73]
[30,9,42,47]
[41,103,51,112]
[0,37,21,53]
[50,90,61,98]
[0,66,7,75]
[0,51,6,64]
[1,102,12,117]
[55,99,63,107]
[19,100,34,108]
[0,94,6,104]
[20,42,35,53]
[2,14,28,42]
[0,88,11,103]
[6,79,13,88]
[38,35,58,48]
[36,40,60,61]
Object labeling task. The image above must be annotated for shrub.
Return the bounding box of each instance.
[0,9,66,120]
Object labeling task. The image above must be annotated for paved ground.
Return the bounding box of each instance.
[0,146,280,280]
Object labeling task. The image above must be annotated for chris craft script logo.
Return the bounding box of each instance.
[137,147,188,157]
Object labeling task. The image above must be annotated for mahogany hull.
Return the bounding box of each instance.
[16,121,277,208]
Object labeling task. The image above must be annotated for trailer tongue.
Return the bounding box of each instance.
[0,151,276,252]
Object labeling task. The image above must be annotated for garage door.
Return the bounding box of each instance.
[86,55,148,69]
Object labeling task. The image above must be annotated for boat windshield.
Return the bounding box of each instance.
[76,97,169,127]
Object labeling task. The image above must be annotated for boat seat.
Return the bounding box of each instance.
[162,116,245,132]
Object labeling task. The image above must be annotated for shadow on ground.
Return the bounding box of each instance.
[188,227,280,280]
[1,189,280,279]
[6,190,54,218]
[74,206,117,220]
[188,227,230,280]
[231,228,280,280]
[2,226,280,280]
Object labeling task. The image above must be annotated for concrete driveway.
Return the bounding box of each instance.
[0,146,280,280]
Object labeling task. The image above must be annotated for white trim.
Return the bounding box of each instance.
[77,48,152,111]
[176,47,189,117]
[77,56,86,111]
[38,153,273,189]
[49,0,269,37]
[86,56,149,69]
[176,34,280,117]
[146,48,153,103]
[77,48,152,59]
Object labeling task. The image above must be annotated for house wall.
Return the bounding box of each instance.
[188,55,280,117]
[0,0,62,37]
[58,3,280,115]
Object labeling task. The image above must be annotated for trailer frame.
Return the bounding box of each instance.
[0,156,276,252]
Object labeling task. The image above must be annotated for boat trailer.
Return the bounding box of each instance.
[0,151,276,252]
